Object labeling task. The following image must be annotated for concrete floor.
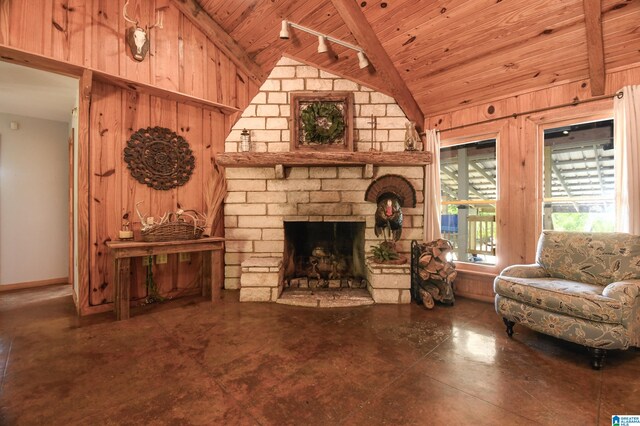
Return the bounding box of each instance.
[0,285,638,425]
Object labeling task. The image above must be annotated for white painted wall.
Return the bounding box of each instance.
[70,95,79,299]
[0,114,70,286]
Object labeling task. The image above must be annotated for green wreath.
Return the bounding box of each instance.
[300,102,345,144]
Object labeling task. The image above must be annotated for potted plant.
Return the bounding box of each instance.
[369,241,407,264]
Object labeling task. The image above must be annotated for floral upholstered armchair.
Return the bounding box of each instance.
[494,231,640,369]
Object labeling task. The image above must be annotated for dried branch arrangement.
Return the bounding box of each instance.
[204,159,227,236]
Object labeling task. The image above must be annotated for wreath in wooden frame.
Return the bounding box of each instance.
[300,101,346,144]
[124,126,195,190]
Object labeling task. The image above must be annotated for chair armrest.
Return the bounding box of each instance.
[602,279,640,306]
[500,264,550,279]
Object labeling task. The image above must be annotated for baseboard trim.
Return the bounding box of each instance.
[0,277,69,292]
[455,291,495,304]
[80,303,113,316]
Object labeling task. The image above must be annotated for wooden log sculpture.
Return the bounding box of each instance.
[414,239,457,309]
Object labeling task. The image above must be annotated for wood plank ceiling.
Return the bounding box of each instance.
[197,0,640,116]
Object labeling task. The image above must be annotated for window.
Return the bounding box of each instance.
[440,139,497,265]
[542,119,614,232]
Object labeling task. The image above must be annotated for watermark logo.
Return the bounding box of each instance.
[613,415,640,426]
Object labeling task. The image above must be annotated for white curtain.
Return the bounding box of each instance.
[614,85,640,235]
[423,129,442,242]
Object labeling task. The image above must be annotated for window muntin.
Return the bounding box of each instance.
[440,139,497,265]
[542,119,614,232]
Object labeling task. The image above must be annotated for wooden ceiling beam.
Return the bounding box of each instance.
[582,0,605,95]
[329,0,425,132]
[170,0,266,84]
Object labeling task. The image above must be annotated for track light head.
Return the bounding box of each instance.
[279,20,290,39]
[357,51,369,69]
[279,20,367,68]
[317,35,328,53]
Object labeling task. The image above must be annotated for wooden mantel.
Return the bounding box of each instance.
[216,151,432,168]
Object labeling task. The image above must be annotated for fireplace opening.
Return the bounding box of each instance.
[283,221,367,289]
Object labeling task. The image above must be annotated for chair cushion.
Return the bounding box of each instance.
[536,231,640,286]
[494,276,624,324]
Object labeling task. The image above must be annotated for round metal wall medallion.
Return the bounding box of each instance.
[124,126,195,190]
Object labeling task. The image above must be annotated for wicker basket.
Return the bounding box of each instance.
[141,210,205,242]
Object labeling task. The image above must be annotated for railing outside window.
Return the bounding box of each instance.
[468,215,496,256]
[441,202,496,264]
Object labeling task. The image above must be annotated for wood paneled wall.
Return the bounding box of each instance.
[426,66,640,301]
[88,81,228,308]
[0,0,257,108]
[0,0,260,313]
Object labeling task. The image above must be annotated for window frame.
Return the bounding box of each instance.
[535,112,614,237]
[440,130,500,272]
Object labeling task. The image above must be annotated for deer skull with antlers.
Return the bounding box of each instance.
[123,1,162,62]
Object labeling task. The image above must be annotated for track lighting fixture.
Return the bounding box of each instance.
[317,35,328,53]
[279,20,290,39]
[357,50,369,69]
[279,20,369,69]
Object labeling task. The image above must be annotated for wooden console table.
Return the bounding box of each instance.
[106,237,225,320]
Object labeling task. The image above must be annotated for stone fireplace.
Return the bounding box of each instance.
[220,56,429,304]
[222,164,425,304]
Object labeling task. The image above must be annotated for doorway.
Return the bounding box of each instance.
[0,61,78,294]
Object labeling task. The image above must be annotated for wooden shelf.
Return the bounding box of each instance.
[0,44,85,77]
[0,45,240,115]
[216,151,432,167]
[92,71,240,115]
